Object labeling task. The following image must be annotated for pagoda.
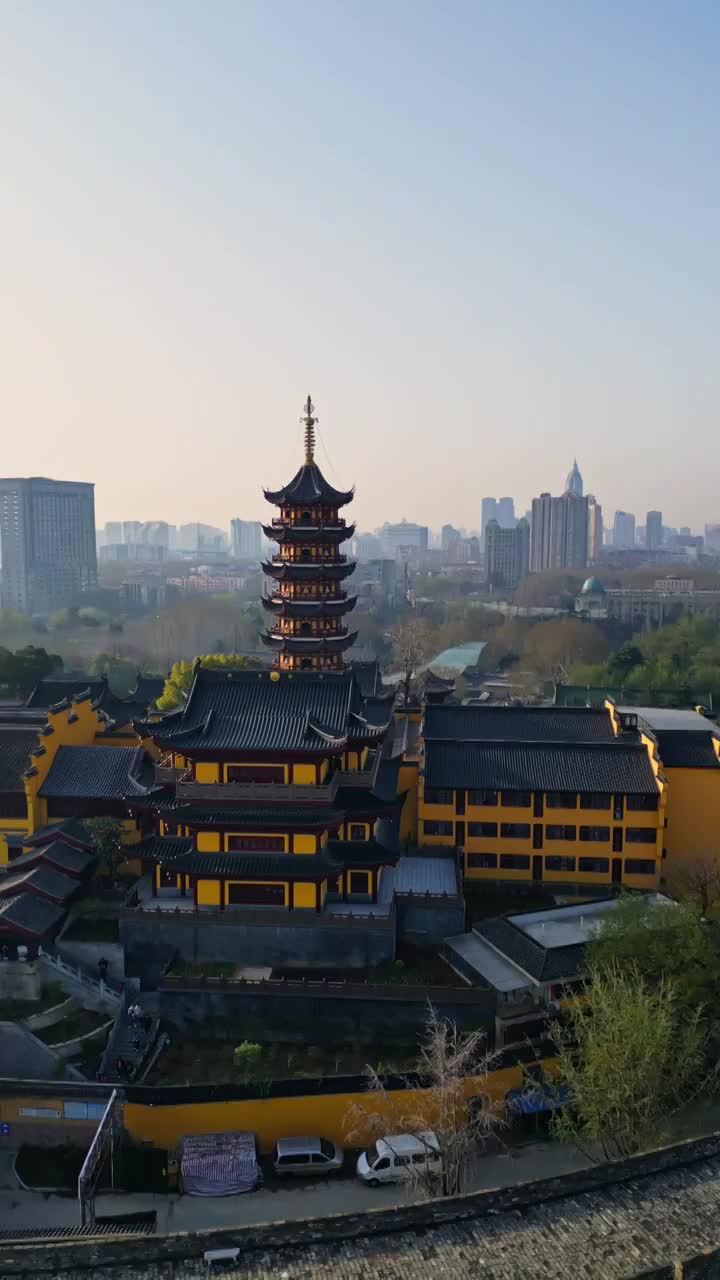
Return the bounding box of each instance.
[261,396,357,671]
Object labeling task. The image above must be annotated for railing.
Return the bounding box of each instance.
[337,751,379,789]
[155,765,188,784]
[175,775,340,803]
[38,945,123,1004]
[123,903,396,930]
[158,974,488,1003]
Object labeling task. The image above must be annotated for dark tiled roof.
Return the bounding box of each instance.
[0,864,77,903]
[424,740,658,795]
[477,917,585,982]
[351,660,394,700]
[262,522,356,545]
[326,839,399,868]
[23,818,93,848]
[160,804,344,828]
[262,560,356,582]
[39,745,156,799]
[132,675,165,705]
[136,836,194,860]
[26,676,107,708]
[146,668,390,754]
[0,893,65,937]
[423,704,616,743]
[656,732,720,769]
[7,841,94,878]
[263,462,354,508]
[261,632,358,655]
[0,727,39,792]
[164,849,342,879]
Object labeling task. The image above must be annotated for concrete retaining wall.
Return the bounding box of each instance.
[395,894,465,942]
[151,983,494,1042]
[47,1017,115,1060]
[23,996,77,1031]
[121,913,395,981]
[0,961,41,1002]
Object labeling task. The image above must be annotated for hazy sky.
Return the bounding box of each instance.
[2,0,719,533]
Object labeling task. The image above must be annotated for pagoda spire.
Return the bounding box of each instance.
[301,394,317,465]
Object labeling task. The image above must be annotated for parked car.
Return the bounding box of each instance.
[356,1131,442,1186]
[272,1136,344,1176]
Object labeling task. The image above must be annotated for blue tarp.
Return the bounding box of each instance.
[506,1085,572,1115]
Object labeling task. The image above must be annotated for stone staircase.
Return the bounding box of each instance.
[99,1000,161,1084]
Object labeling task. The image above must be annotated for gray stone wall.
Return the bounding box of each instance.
[395,894,464,942]
[150,984,494,1043]
[121,914,395,981]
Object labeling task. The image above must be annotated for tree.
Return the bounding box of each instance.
[157,653,261,711]
[551,961,714,1161]
[389,617,433,707]
[522,618,610,692]
[84,816,124,881]
[0,645,63,695]
[88,653,139,696]
[606,642,643,684]
[663,856,720,918]
[587,895,720,1013]
[345,1006,504,1196]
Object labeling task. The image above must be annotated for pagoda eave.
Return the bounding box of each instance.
[261,595,356,617]
[262,561,356,582]
[261,632,358,655]
[262,523,356,546]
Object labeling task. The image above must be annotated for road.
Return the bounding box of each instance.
[0,1140,592,1234]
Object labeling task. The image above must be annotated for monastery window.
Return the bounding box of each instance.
[624,858,656,876]
[579,826,610,843]
[467,852,497,869]
[545,855,576,872]
[500,823,531,839]
[228,836,285,851]
[501,791,531,808]
[468,789,498,807]
[578,856,610,873]
[226,764,285,784]
[546,793,577,809]
[545,825,576,841]
[468,822,497,838]
[580,793,611,810]
[159,867,177,887]
[326,875,340,893]
[227,882,285,906]
[625,827,657,844]
[626,794,659,811]
[423,820,453,837]
[424,788,453,805]
[499,854,530,870]
[349,871,369,894]
[349,824,367,841]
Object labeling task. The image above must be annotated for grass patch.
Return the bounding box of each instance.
[62,917,119,942]
[35,1008,111,1046]
[145,1038,418,1086]
[0,981,66,1022]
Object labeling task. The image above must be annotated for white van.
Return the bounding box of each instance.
[356,1131,442,1186]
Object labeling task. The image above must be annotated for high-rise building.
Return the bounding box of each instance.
[485,518,530,588]
[613,511,636,549]
[231,519,263,559]
[566,460,583,497]
[587,495,604,563]
[441,524,462,553]
[0,477,97,614]
[380,521,429,555]
[530,493,553,572]
[122,520,143,545]
[531,491,588,571]
[179,523,228,552]
[480,497,498,548]
[646,511,663,551]
[497,497,516,529]
[704,523,720,553]
[104,521,123,545]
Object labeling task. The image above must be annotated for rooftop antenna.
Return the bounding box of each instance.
[300,395,317,465]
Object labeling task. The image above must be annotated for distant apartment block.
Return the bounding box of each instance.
[380,521,429,556]
[587,495,603,563]
[485,518,530,588]
[0,477,97,614]
[646,510,663,550]
[230,519,263,559]
[167,574,245,594]
[530,491,588,571]
[613,510,636,549]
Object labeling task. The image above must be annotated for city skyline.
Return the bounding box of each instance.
[3,2,720,531]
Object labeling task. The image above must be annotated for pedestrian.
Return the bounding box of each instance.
[98,956,109,981]
[115,1056,126,1077]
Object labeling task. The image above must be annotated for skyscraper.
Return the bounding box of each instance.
[646,511,663,550]
[613,511,636,549]
[566,460,583,497]
[480,497,498,547]
[485,518,530,588]
[497,497,516,529]
[587,495,604,563]
[231,519,263,559]
[531,491,588,571]
[0,477,97,614]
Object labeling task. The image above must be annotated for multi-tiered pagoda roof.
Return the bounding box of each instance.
[261,396,358,672]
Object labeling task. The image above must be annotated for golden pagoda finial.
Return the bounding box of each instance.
[300,394,317,464]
